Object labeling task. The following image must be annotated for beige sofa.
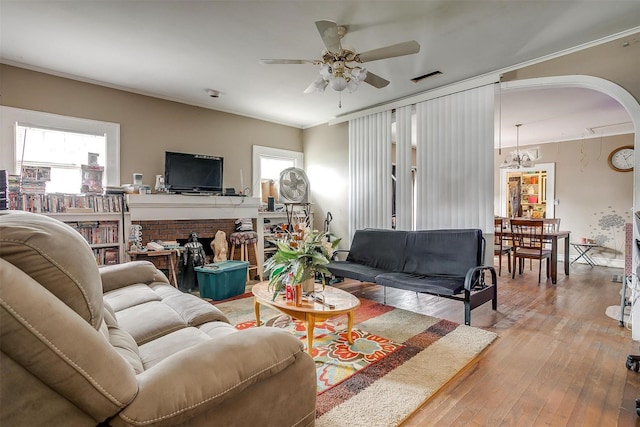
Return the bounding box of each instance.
[0,210,316,426]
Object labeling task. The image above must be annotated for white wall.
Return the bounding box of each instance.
[494,134,634,266]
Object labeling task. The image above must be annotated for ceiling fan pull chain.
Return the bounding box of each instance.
[339,92,342,108]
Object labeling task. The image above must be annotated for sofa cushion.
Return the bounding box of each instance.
[346,228,407,271]
[403,229,482,277]
[104,281,230,345]
[103,283,163,312]
[103,303,144,374]
[149,283,230,326]
[100,260,169,292]
[0,210,104,329]
[375,272,465,295]
[138,327,232,370]
[325,260,389,283]
[115,300,189,345]
[116,328,306,425]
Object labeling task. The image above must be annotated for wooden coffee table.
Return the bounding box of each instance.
[252,281,361,355]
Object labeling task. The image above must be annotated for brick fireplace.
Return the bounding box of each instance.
[133,218,257,266]
[126,194,261,277]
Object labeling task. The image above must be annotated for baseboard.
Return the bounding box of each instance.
[566,255,624,269]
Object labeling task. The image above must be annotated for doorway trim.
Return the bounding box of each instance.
[502,75,640,338]
[501,75,639,207]
[499,163,555,218]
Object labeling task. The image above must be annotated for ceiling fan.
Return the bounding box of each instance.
[260,20,420,99]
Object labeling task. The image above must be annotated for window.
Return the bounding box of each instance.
[16,125,107,194]
[0,106,120,192]
[252,146,303,202]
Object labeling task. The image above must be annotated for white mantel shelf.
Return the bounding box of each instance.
[126,194,260,221]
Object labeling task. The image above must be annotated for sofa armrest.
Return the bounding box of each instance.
[114,328,314,426]
[331,249,350,261]
[463,265,497,292]
[100,261,169,293]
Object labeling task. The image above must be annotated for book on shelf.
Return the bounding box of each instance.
[81,164,104,194]
[8,193,125,214]
[105,186,126,195]
[103,248,119,265]
[0,170,7,210]
[75,221,101,228]
[21,165,51,181]
[93,247,120,265]
[21,165,51,194]
[65,207,95,213]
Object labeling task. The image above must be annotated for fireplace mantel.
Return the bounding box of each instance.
[126,194,260,220]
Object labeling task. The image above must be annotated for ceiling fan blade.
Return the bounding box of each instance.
[357,40,420,63]
[364,71,390,89]
[259,59,317,65]
[315,20,342,52]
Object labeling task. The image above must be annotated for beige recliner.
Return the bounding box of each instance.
[0,210,316,426]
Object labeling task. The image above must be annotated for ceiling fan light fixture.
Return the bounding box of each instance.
[303,76,328,94]
[351,67,367,81]
[329,76,348,91]
[319,63,332,79]
[315,78,329,92]
[346,79,359,93]
[304,75,328,93]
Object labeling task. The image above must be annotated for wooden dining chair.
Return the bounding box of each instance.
[525,217,560,270]
[494,217,511,275]
[543,218,561,233]
[541,218,561,257]
[510,219,551,283]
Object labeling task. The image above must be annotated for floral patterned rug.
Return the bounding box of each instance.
[213,291,497,426]
[235,316,403,393]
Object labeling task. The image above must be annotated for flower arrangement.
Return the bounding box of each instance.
[264,222,340,300]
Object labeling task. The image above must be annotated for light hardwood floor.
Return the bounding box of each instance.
[330,261,640,426]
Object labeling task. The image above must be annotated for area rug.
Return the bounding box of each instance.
[605,305,629,324]
[604,279,631,325]
[213,293,497,426]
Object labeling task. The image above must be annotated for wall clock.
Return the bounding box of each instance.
[608,145,634,172]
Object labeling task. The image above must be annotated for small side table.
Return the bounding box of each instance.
[127,249,180,286]
[570,242,599,267]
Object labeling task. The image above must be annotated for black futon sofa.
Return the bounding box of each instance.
[326,228,497,325]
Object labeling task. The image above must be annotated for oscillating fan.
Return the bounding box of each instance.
[279,167,310,204]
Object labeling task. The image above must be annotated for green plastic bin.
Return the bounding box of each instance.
[195,260,249,300]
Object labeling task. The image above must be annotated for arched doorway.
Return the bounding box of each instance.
[501,75,640,338]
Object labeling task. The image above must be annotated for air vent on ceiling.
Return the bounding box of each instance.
[411,70,442,83]
[585,121,633,135]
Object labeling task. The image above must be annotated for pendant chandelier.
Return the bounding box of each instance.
[501,124,534,169]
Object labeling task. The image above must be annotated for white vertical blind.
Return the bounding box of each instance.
[395,105,413,230]
[415,84,495,233]
[348,111,392,236]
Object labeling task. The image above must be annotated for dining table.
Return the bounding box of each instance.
[497,227,571,284]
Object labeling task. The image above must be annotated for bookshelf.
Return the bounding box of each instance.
[257,209,312,278]
[45,212,129,265]
[9,194,129,265]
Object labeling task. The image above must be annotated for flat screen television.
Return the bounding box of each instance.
[164,151,223,194]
